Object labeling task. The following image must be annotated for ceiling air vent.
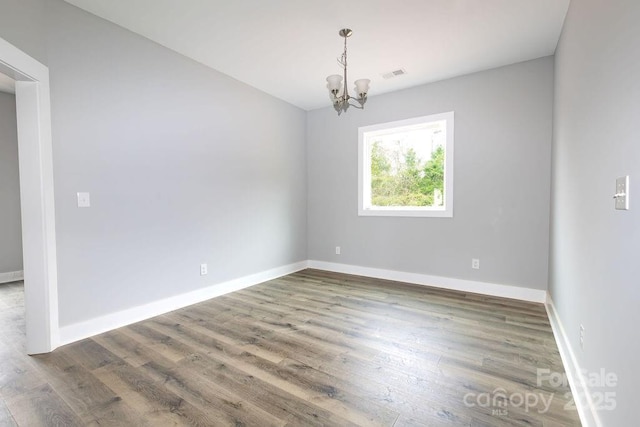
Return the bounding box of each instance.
[382,69,407,79]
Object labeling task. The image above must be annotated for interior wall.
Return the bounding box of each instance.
[550,0,639,425]
[307,57,554,291]
[0,0,47,64]
[0,0,307,328]
[0,91,23,274]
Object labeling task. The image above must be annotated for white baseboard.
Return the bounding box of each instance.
[307,260,547,303]
[545,295,601,427]
[58,261,308,346]
[0,270,24,284]
[58,260,547,348]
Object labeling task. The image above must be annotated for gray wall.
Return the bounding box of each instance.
[0,0,47,64]
[0,92,23,274]
[550,0,639,425]
[1,0,307,327]
[307,57,554,291]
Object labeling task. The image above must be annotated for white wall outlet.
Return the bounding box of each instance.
[200,263,208,276]
[335,246,341,255]
[472,258,480,269]
[614,176,629,210]
[580,324,585,349]
[77,192,91,208]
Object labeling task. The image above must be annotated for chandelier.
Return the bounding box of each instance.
[326,29,371,115]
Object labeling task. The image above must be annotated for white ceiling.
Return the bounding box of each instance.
[63,0,570,111]
[0,73,15,94]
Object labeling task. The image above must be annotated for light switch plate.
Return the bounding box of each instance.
[77,192,91,208]
[615,176,629,210]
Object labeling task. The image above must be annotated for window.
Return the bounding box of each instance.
[358,112,454,217]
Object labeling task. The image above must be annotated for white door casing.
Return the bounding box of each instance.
[0,37,59,354]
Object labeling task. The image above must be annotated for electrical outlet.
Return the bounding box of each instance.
[472,258,480,269]
[580,324,585,349]
[77,192,91,208]
[335,246,341,255]
[200,263,208,276]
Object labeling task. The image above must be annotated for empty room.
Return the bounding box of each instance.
[0,0,637,426]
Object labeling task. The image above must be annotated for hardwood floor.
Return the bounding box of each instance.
[0,270,580,426]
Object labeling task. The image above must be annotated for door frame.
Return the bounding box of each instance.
[0,37,59,354]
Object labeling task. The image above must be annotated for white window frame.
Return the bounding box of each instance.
[358,112,454,218]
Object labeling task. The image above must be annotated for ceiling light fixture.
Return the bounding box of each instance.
[326,28,370,116]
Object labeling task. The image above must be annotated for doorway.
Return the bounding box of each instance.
[0,37,58,354]
[0,77,22,283]
[0,78,27,352]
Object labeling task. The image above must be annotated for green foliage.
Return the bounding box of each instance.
[370,141,444,207]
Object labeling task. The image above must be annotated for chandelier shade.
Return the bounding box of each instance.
[354,79,371,97]
[326,74,343,92]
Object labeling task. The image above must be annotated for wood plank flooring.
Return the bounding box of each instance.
[0,270,581,426]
